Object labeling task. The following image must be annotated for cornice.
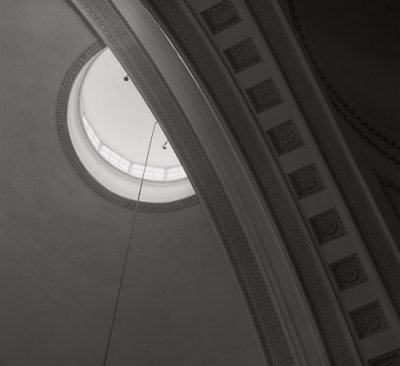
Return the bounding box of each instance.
[246,0,400,319]
[144,0,359,364]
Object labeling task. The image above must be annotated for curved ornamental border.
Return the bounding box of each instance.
[245,0,400,328]
[68,0,300,364]
[143,0,358,364]
[56,41,198,212]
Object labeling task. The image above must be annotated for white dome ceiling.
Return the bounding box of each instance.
[80,48,182,169]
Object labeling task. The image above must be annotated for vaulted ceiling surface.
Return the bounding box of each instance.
[0,1,266,365]
[292,0,400,139]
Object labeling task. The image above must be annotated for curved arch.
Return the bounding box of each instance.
[69,0,337,364]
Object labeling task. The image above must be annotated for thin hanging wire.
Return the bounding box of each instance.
[102,121,158,366]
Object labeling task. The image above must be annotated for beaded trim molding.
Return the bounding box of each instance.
[56,41,198,212]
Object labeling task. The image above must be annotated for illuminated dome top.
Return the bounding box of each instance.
[80,48,186,182]
[67,47,194,203]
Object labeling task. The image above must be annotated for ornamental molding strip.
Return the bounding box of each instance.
[57,41,199,212]
[245,0,400,322]
[285,0,400,166]
[143,0,359,364]
[69,0,296,364]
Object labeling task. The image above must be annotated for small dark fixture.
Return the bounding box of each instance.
[162,140,168,150]
[123,75,129,82]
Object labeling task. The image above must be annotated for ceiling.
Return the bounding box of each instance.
[0,1,266,365]
[294,0,400,140]
[3,0,400,364]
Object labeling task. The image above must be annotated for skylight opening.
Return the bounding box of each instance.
[81,114,188,183]
[66,46,195,203]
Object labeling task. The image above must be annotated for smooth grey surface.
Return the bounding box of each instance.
[107,204,266,366]
[0,1,266,365]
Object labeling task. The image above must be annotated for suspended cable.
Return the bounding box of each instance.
[102,121,158,366]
